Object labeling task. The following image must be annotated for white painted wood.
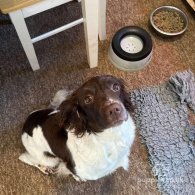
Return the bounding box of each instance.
[9,10,40,71]
[32,18,83,43]
[9,0,104,71]
[81,0,99,68]
[98,0,106,40]
[22,0,73,18]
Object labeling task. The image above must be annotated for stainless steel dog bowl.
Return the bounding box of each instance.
[150,6,188,36]
[108,26,153,72]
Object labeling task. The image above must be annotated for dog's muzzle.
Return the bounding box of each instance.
[104,102,128,126]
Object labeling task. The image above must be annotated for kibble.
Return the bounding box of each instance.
[153,10,184,33]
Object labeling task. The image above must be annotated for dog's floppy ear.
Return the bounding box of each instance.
[59,99,88,137]
[118,78,134,113]
[59,99,76,125]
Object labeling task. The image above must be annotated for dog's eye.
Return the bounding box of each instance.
[112,83,120,91]
[84,95,94,104]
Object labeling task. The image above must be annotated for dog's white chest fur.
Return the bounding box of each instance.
[67,115,135,180]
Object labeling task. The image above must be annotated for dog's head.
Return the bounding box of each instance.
[59,75,134,136]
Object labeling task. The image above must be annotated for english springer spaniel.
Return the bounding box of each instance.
[19,75,135,181]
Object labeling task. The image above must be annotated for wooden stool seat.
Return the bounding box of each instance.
[0,0,41,14]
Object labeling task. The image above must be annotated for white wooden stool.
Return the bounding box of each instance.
[0,0,106,71]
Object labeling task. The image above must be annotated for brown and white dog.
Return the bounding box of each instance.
[19,75,135,181]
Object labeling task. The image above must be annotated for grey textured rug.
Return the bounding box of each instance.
[130,71,195,195]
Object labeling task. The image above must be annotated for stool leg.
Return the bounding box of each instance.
[99,0,106,40]
[81,0,98,68]
[9,10,40,71]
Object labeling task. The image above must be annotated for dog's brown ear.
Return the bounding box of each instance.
[118,78,135,113]
[123,92,135,113]
[58,99,76,126]
[59,99,88,137]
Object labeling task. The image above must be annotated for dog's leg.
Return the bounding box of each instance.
[19,152,59,175]
[56,162,86,181]
[19,152,34,166]
[35,164,58,175]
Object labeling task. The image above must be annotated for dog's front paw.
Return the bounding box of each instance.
[121,156,129,171]
[72,175,87,182]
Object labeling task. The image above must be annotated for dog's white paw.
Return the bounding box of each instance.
[121,156,129,171]
[72,175,87,182]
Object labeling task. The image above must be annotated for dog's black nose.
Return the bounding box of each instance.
[106,104,121,117]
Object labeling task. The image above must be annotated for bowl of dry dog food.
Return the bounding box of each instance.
[150,6,188,36]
